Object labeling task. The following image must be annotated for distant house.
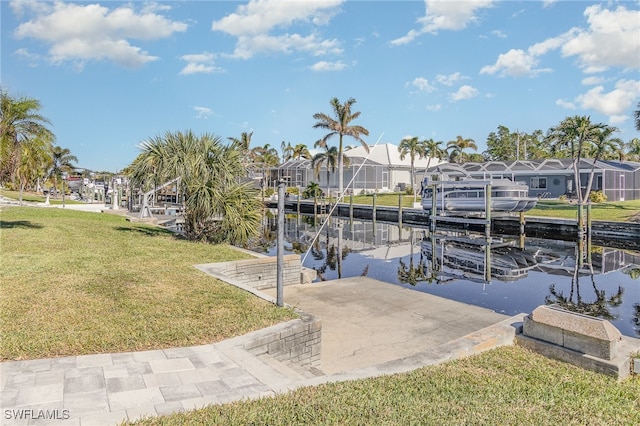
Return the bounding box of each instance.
[426,159,640,201]
[266,143,445,195]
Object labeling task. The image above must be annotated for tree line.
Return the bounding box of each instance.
[3,88,639,244]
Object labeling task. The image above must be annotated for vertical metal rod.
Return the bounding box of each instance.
[398,193,403,227]
[349,193,353,222]
[430,184,437,232]
[485,184,492,240]
[372,193,377,236]
[577,203,584,267]
[277,182,285,307]
[586,201,592,264]
[519,211,525,249]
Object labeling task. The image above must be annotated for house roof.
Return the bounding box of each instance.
[428,159,640,174]
[344,143,444,168]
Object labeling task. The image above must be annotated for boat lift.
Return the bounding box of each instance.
[139,177,181,219]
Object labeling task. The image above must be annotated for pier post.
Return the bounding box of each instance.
[519,211,526,249]
[484,184,492,241]
[349,193,354,223]
[430,184,437,232]
[398,193,403,227]
[276,181,285,307]
[372,193,377,223]
[586,201,592,264]
[297,186,301,215]
[577,203,584,267]
[484,241,492,283]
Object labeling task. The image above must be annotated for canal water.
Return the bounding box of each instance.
[253,213,640,338]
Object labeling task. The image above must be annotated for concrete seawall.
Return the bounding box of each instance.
[267,200,640,250]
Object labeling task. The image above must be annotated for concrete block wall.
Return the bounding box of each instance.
[210,254,309,290]
[243,314,322,369]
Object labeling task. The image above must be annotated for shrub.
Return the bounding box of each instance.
[404,186,415,196]
[589,190,607,203]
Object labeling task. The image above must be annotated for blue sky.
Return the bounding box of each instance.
[2,0,639,172]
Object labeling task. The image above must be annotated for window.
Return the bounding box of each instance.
[530,177,547,189]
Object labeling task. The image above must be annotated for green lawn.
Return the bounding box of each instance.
[321,193,640,222]
[527,199,640,222]
[128,345,640,426]
[0,188,84,205]
[0,206,296,361]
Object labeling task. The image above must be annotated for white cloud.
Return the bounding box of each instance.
[408,77,436,93]
[480,48,552,77]
[435,72,467,86]
[11,1,187,69]
[575,79,640,117]
[211,0,343,59]
[193,106,215,119]
[450,85,478,101]
[581,76,605,85]
[555,99,576,109]
[426,104,442,111]
[179,52,221,75]
[391,0,494,45]
[561,5,640,72]
[482,5,639,78]
[309,60,346,72]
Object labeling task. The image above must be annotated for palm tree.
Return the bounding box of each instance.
[627,138,640,162]
[15,134,53,204]
[291,143,311,160]
[313,97,369,198]
[584,125,622,200]
[128,130,261,245]
[547,116,605,203]
[634,101,640,132]
[446,136,477,164]
[281,141,294,162]
[311,143,349,198]
[48,146,78,198]
[0,90,55,186]
[398,136,426,204]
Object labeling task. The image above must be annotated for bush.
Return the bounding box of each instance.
[404,186,415,196]
[287,187,299,195]
[558,194,567,201]
[589,190,607,203]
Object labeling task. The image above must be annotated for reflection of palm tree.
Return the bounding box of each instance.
[633,303,639,337]
[545,255,624,320]
[397,257,429,286]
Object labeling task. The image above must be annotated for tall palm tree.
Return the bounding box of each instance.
[584,125,622,200]
[313,97,369,198]
[311,144,349,198]
[446,136,477,164]
[281,141,294,162]
[398,136,426,203]
[129,130,261,245]
[634,101,640,132]
[48,146,78,198]
[291,143,311,160]
[15,134,53,204]
[547,116,605,203]
[626,138,640,161]
[0,90,55,186]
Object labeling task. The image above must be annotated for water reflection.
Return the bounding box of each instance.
[252,214,640,337]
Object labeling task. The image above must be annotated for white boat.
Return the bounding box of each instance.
[420,168,537,215]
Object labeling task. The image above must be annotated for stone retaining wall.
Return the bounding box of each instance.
[199,254,315,290]
[243,313,322,368]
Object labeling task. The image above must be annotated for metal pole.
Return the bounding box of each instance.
[372,193,377,230]
[485,184,492,241]
[276,181,285,307]
[431,184,437,232]
[349,193,354,224]
[398,193,403,227]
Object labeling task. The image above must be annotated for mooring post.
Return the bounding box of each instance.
[297,186,301,214]
[276,181,285,307]
[430,184,437,232]
[484,240,492,283]
[372,193,377,223]
[398,193,403,227]
[519,211,526,249]
[586,201,592,264]
[349,193,354,223]
[485,184,492,241]
[577,202,584,267]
